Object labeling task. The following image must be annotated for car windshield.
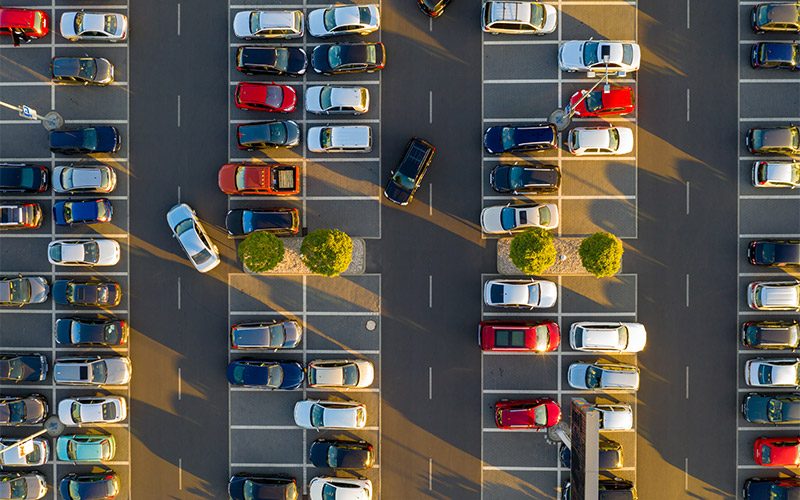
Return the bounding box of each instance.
[757,6,772,27]
[249,12,262,33]
[91,361,107,383]
[534,325,550,350]
[84,242,99,263]
[174,219,193,237]
[500,208,516,230]
[320,87,334,110]
[81,129,99,150]
[3,359,23,381]
[529,3,544,27]
[74,12,84,33]
[501,127,516,151]
[274,49,289,70]
[342,365,360,386]
[584,91,604,112]
[310,404,325,428]
[78,59,97,79]
[191,248,214,266]
[328,46,344,68]
[607,129,620,150]
[585,365,603,388]
[761,444,772,464]
[3,478,25,497]
[71,402,82,423]
[538,206,551,225]
[7,401,25,423]
[769,399,784,422]
[320,128,333,149]
[323,8,338,30]
[321,484,338,500]
[267,122,288,144]
[793,128,800,149]
[583,42,600,66]
[622,44,633,64]
[267,364,283,387]
[507,168,526,190]
[760,365,777,384]
[268,324,286,347]
[67,440,79,459]
[102,402,117,420]
[104,15,117,34]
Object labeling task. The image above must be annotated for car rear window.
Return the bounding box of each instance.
[622,44,634,65]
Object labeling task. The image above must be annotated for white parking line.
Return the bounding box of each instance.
[740,79,800,83]
[484,195,635,200]
[230,310,379,316]
[740,117,800,122]
[483,466,560,471]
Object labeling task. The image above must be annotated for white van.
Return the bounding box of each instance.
[307,126,372,153]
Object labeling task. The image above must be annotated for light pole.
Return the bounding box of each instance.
[549,55,612,131]
[0,100,63,130]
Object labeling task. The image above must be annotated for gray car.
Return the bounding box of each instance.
[0,395,48,425]
[0,472,47,499]
[166,203,220,273]
[305,86,369,115]
[0,277,48,306]
[567,362,640,391]
[230,320,302,349]
[54,356,131,386]
[52,165,116,193]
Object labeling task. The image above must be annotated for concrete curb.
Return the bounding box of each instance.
[242,236,366,275]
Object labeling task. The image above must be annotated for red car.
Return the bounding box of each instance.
[218,163,299,195]
[754,437,800,467]
[494,398,561,429]
[0,7,48,45]
[235,82,297,113]
[568,86,635,117]
[479,321,560,352]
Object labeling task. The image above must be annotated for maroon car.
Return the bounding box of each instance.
[494,398,561,429]
[479,321,560,352]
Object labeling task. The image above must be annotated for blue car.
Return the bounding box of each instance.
[57,434,115,462]
[50,126,120,154]
[227,359,304,389]
[53,199,112,225]
[483,123,557,154]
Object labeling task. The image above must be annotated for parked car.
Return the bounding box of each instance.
[483,123,557,153]
[749,240,800,266]
[306,86,369,115]
[50,57,113,85]
[751,42,800,70]
[752,161,800,188]
[56,434,115,463]
[0,7,48,45]
[309,439,374,469]
[494,398,561,429]
[744,477,800,499]
[418,0,452,17]
[568,127,634,155]
[562,479,637,500]
[230,320,302,349]
[52,280,120,307]
[558,40,641,76]
[52,165,116,193]
[755,437,800,466]
[59,472,119,500]
[384,137,435,206]
[235,83,297,113]
[0,277,48,306]
[567,362,640,391]
[742,320,800,349]
[47,239,120,266]
[478,321,560,352]
[746,358,800,387]
[0,395,47,425]
[489,164,560,194]
[0,164,48,193]
[166,203,220,273]
[226,359,304,390]
[569,322,647,353]
[56,318,128,346]
[483,279,557,308]
[559,439,623,470]
[54,356,131,385]
[481,1,557,34]
[0,203,42,230]
[57,396,126,425]
[0,472,47,499]
[480,203,559,233]
[308,4,380,37]
[568,86,635,117]
[225,208,300,237]
[50,126,120,154]
[311,43,386,74]
[294,400,367,429]
[309,477,372,500]
[595,403,633,430]
[0,354,47,382]
[237,120,300,149]
[0,438,47,467]
[228,474,298,500]
[60,11,127,41]
[233,10,303,39]
[235,46,308,76]
[747,126,800,155]
[307,359,374,388]
[743,393,800,423]
[307,125,372,153]
[748,281,800,310]
[53,198,112,226]
[751,3,800,33]
[218,163,299,195]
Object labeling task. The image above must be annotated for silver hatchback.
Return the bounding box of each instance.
[752,161,800,188]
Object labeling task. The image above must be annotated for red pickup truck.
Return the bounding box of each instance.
[218,163,299,195]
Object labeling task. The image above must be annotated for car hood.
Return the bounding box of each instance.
[307,127,324,151]
[95,239,120,266]
[232,11,252,36]
[283,321,302,348]
[558,41,585,68]
[294,400,314,427]
[542,4,557,32]
[24,398,46,423]
[480,206,506,233]
[28,277,49,303]
[59,12,77,36]
[307,8,328,37]
[567,363,589,388]
[483,126,504,153]
[615,127,634,154]
[94,58,114,84]
[285,48,308,74]
[305,86,324,112]
[744,394,771,422]
[624,323,647,351]
[537,280,558,307]
[311,45,333,72]
[384,178,411,205]
[104,357,131,384]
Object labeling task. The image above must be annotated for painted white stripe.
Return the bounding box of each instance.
[483,156,636,161]
[229,311,379,316]
[741,79,800,83]
[229,156,379,163]
[483,466,559,471]
[230,119,380,124]
[740,234,800,238]
[0,81,127,87]
[483,311,635,317]
[484,40,560,45]
[741,195,800,199]
[740,117,800,122]
[230,80,380,87]
[484,195,636,200]
[229,195,379,201]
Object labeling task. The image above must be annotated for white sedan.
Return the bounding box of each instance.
[305,86,370,115]
[166,204,220,273]
[58,396,127,425]
[294,400,366,429]
[307,359,375,388]
[480,203,558,233]
[745,358,800,387]
[568,127,633,156]
[307,4,380,37]
[0,439,48,467]
[569,322,646,353]
[310,477,372,500]
[483,279,557,308]
[60,11,128,41]
[558,40,640,76]
[47,239,120,266]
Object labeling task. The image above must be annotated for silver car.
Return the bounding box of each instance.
[569,322,647,353]
[0,439,48,467]
[0,277,48,306]
[307,126,372,153]
[0,395,48,425]
[567,362,640,391]
[748,280,800,310]
[307,359,375,388]
[52,165,116,193]
[0,472,47,499]
[47,239,120,266]
[294,400,367,429]
[60,11,128,41]
[480,203,559,233]
[483,279,557,308]
[307,4,380,37]
[481,1,557,35]
[230,320,302,349]
[233,10,304,39]
[752,161,800,188]
[54,356,131,385]
[166,204,220,273]
[558,40,641,76]
[305,86,369,115]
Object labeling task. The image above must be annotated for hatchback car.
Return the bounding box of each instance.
[294,400,367,429]
[559,439,623,470]
[56,318,128,346]
[226,359,304,390]
[58,396,126,425]
[52,165,116,193]
[742,320,800,349]
[235,83,297,113]
[310,439,374,469]
[418,0,452,17]
[308,125,372,153]
[494,398,561,429]
[567,362,640,391]
[0,203,42,230]
[53,199,112,226]
[384,137,435,206]
[60,12,127,41]
[558,40,641,76]
[752,42,800,70]
[307,359,375,388]
[749,240,800,266]
[235,46,308,76]
[752,3,800,33]
[0,277,48,306]
[595,403,633,430]
[0,472,47,499]
[0,438,47,467]
[59,472,119,500]
[747,126,800,155]
[752,161,800,188]
[50,57,113,85]
[52,280,120,307]
[483,123,557,153]
[568,127,634,155]
[218,163,299,196]
[481,1,557,35]
[0,164,48,193]
[230,320,302,349]
[309,477,372,500]
[225,208,300,237]
[57,435,115,463]
[311,42,386,74]
[490,164,560,194]
[47,239,120,266]
[306,86,370,114]
[478,321,560,352]
[0,7,48,45]
[480,203,559,233]
[166,203,220,273]
[568,86,635,117]
[228,474,298,500]
[483,279,558,308]
[746,358,800,387]
[0,354,47,382]
[50,126,120,155]
[748,280,800,310]
[743,393,800,423]
[234,10,303,39]
[0,395,48,425]
[54,356,131,386]
[755,437,800,466]
[237,120,301,150]
[308,4,380,37]
[569,322,647,353]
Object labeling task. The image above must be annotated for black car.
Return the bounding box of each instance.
[562,479,637,500]
[384,137,435,206]
[748,240,800,266]
[50,57,114,85]
[228,474,298,500]
[559,440,623,470]
[744,477,800,499]
[311,42,386,74]
[746,126,800,155]
[309,439,374,469]
[55,317,128,346]
[742,320,800,349]
[237,120,300,150]
[52,280,121,307]
[417,0,453,17]
[230,320,302,349]
[60,472,119,500]
[50,126,121,154]
[0,353,47,382]
[751,42,800,70]
[235,46,307,76]
[490,163,560,193]
[743,393,800,423]
[225,208,300,237]
[0,203,42,230]
[483,124,557,154]
[752,3,800,33]
[0,164,48,193]
[226,359,304,389]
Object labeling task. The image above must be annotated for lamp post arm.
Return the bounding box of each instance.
[566,71,610,119]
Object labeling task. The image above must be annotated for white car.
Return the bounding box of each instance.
[307,4,380,37]
[166,203,220,273]
[0,439,48,467]
[47,239,120,266]
[569,322,646,353]
[60,11,128,41]
[483,279,557,308]
[480,203,558,233]
[294,400,367,429]
[748,280,800,311]
[309,476,372,500]
[305,86,370,115]
[52,165,116,193]
[58,396,127,425]
[558,40,641,76]
[0,472,47,499]
[567,362,640,391]
[307,126,372,153]
[308,359,375,388]
[54,356,131,385]
[481,1,557,35]
[568,127,633,155]
[233,10,304,39]
[745,358,800,387]
[595,404,633,430]
[752,161,800,188]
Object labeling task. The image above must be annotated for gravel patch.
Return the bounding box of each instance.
[243,237,365,275]
[497,237,591,276]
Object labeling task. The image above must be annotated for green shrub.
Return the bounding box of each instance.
[579,232,623,278]
[238,231,284,273]
[509,228,556,275]
[301,229,353,277]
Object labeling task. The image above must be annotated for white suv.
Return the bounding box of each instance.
[481,1,557,34]
[307,126,372,153]
[748,280,800,310]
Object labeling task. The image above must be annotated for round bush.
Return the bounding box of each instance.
[238,231,285,273]
[579,232,623,278]
[509,228,556,275]
[301,229,353,277]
